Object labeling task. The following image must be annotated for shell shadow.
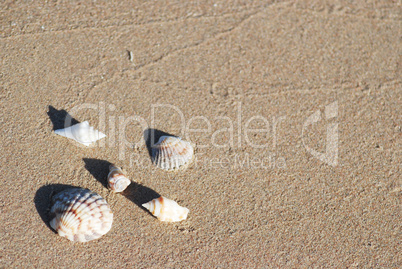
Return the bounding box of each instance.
[83,158,160,213]
[121,181,161,212]
[143,128,176,160]
[34,184,78,232]
[47,105,80,130]
[83,158,112,188]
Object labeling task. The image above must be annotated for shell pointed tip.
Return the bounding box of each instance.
[142,202,150,210]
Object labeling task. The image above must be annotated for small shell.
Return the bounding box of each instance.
[49,188,113,242]
[151,136,194,170]
[54,121,106,146]
[107,164,131,192]
[142,196,189,222]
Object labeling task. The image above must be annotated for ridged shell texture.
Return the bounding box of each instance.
[151,136,194,170]
[49,188,113,242]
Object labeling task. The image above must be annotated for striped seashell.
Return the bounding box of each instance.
[107,164,131,192]
[151,136,194,170]
[142,196,189,222]
[49,188,113,242]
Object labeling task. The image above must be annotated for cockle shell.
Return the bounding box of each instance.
[49,188,113,242]
[151,136,194,170]
[54,121,106,146]
[142,196,189,222]
[107,164,131,192]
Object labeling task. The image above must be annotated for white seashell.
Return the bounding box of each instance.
[49,188,113,242]
[151,136,194,170]
[107,164,131,193]
[54,121,106,146]
[142,196,189,222]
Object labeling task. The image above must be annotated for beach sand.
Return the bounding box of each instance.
[0,1,400,267]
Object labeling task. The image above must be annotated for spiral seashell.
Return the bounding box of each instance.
[54,121,106,146]
[107,164,131,192]
[151,136,194,170]
[49,188,113,242]
[142,196,189,222]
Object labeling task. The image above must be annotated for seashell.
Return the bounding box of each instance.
[107,164,131,192]
[49,188,113,242]
[142,196,189,222]
[151,136,194,170]
[54,121,106,146]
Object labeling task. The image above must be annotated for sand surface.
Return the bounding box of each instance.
[0,1,401,268]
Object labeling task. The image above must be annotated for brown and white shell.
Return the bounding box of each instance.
[107,164,131,192]
[49,188,113,242]
[142,196,189,222]
[151,136,194,170]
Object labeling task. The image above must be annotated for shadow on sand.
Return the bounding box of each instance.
[83,158,160,214]
[34,184,80,232]
[47,105,80,130]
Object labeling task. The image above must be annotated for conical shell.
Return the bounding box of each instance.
[151,136,194,170]
[49,188,113,242]
[54,121,106,146]
[142,196,189,222]
[107,164,131,192]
